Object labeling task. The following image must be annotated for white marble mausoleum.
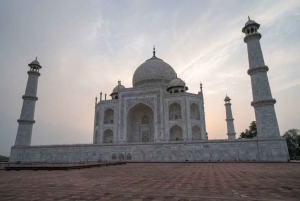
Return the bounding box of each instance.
[94,49,207,145]
[9,18,289,162]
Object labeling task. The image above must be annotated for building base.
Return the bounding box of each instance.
[9,138,289,163]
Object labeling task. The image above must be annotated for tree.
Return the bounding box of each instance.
[239,121,257,139]
[282,129,300,156]
[0,155,9,162]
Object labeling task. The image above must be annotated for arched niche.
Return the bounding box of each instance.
[126,153,132,160]
[112,153,117,160]
[119,153,124,160]
[103,129,113,143]
[169,102,182,120]
[192,125,201,140]
[170,125,183,141]
[104,108,114,124]
[96,111,99,125]
[127,103,154,142]
[94,131,98,144]
[190,103,200,120]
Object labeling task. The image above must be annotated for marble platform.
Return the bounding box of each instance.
[9,137,289,163]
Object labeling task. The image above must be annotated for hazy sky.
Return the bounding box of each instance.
[0,0,299,156]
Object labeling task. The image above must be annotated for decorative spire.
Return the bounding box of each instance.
[200,82,203,92]
[153,46,156,57]
[248,16,250,20]
[36,57,37,60]
[118,80,121,85]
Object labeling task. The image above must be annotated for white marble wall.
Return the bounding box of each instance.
[9,138,289,162]
[94,87,206,144]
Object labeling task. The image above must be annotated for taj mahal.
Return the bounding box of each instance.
[9,18,289,162]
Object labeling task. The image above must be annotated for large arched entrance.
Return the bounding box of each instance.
[127,103,154,142]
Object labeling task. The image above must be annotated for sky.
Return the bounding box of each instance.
[0,0,299,157]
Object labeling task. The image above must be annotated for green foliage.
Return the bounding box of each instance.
[239,121,257,139]
[282,129,300,156]
[0,155,9,162]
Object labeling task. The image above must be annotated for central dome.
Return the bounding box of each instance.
[132,54,177,88]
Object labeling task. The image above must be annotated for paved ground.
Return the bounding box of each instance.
[0,163,299,201]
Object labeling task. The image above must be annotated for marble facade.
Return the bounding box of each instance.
[9,18,290,163]
[10,138,288,162]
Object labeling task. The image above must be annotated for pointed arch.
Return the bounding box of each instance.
[112,153,117,160]
[94,130,98,144]
[192,125,201,140]
[96,111,99,125]
[127,103,154,142]
[169,102,182,120]
[190,103,200,120]
[103,129,113,143]
[104,108,114,124]
[119,153,124,160]
[126,153,132,160]
[170,125,183,141]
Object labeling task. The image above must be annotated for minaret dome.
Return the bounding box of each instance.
[28,57,42,71]
[242,16,260,35]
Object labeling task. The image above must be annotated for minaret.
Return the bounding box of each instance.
[242,17,280,138]
[224,95,236,140]
[93,96,98,144]
[15,58,42,146]
[199,83,208,140]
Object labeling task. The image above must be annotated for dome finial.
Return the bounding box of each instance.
[153,46,156,57]
[248,16,250,21]
[36,57,37,60]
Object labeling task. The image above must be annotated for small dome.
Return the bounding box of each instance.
[28,57,42,70]
[224,95,231,102]
[112,84,125,93]
[30,57,40,66]
[242,17,260,33]
[245,20,256,26]
[167,77,188,92]
[169,78,185,87]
